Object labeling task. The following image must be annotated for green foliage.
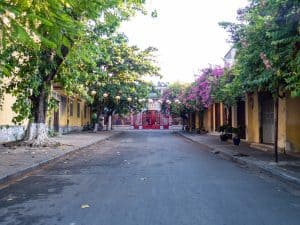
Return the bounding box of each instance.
[162,82,190,118]
[82,33,160,116]
[211,68,245,106]
[0,0,148,124]
[220,0,300,97]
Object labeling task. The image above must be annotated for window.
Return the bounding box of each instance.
[70,101,73,116]
[61,96,67,114]
[77,102,80,118]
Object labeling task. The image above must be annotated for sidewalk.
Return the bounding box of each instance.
[177,131,300,188]
[0,131,120,185]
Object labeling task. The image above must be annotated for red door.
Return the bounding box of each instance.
[142,110,160,129]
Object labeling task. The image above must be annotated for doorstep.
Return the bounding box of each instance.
[250,143,274,152]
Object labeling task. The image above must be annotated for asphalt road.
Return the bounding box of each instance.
[0,131,300,225]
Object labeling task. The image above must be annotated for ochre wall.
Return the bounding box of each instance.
[0,94,17,125]
[203,106,214,132]
[220,103,224,126]
[231,105,238,128]
[212,104,216,131]
[68,98,90,128]
[286,96,300,152]
[245,92,260,143]
[195,111,200,130]
[278,97,286,150]
[49,90,91,131]
[0,93,27,126]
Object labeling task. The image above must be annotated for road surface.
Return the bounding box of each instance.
[0,131,300,225]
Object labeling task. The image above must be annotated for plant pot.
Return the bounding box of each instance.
[233,136,240,146]
[220,134,228,142]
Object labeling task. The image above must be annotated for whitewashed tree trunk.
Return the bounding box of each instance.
[108,115,112,131]
[93,123,99,132]
[26,123,37,141]
[34,123,49,146]
[25,123,55,147]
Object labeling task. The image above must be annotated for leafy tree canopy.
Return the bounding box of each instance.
[220,0,300,97]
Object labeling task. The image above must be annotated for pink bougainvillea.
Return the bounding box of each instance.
[161,65,224,111]
[184,66,224,109]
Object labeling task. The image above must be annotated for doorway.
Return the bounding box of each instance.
[53,108,60,132]
[260,93,275,144]
[215,103,220,131]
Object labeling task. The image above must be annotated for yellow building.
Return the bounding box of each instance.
[201,102,228,133]
[50,86,91,133]
[199,92,300,153]
[0,87,91,143]
[0,93,27,143]
[245,91,300,153]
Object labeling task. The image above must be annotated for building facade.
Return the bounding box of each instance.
[195,47,300,153]
[0,86,91,144]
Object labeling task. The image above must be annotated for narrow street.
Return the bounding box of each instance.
[1,131,300,225]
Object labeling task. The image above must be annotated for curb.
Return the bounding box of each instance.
[0,131,122,187]
[176,132,300,189]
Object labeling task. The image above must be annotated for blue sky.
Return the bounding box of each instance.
[120,0,248,83]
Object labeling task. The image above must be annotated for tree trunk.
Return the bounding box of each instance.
[25,47,70,146]
[274,94,279,163]
[108,115,112,131]
[93,104,103,132]
[25,86,52,146]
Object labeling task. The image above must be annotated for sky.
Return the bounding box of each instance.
[119,0,248,83]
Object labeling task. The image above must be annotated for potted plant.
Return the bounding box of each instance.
[219,125,230,141]
[232,127,241,146]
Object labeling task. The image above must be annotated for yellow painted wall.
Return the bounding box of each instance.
[0,94,18,125]
[202,106,213,132]
[0,93,28,126]
[212,104,216,131]
[50,90,91,131]
[81,102,91,125]
[203,108,210,132]
[231,105,238,128]
[245,92,260,143]
[286,96,300,152]
[278,97,286,149]
[68,98,82,127]
[195,111,200,130]
[220,103,224,126]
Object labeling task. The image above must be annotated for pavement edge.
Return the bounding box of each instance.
[176,131,300,189]
[0,131,122,187]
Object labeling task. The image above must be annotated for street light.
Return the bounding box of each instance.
[103,92,108,98]
[115,95,121,100]
[91,90,97,96]
[166,99,171,104]
[127,97,132,102]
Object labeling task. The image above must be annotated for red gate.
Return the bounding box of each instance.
[132,110,170,129]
